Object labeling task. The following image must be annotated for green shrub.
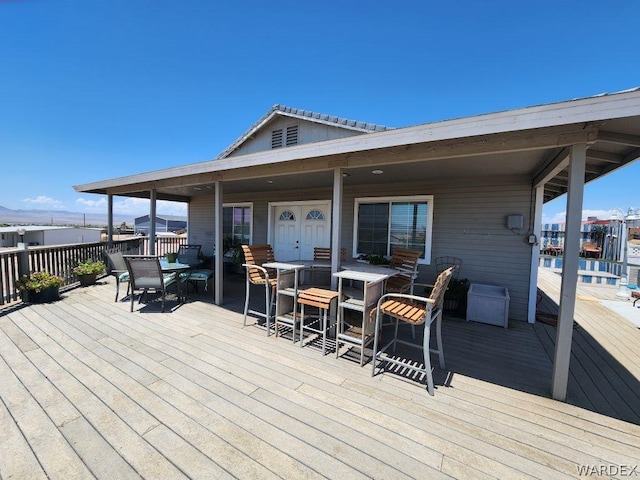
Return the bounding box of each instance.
[73,260,106,276]
[15,271,64,292]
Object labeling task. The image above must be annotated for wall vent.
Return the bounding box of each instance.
[285,125,298,146]
[271,129,283,149]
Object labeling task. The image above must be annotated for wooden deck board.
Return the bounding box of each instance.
[536,269,640,424]
[1,274,639,479]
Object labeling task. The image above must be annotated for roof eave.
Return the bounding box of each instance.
[74,89,640,195]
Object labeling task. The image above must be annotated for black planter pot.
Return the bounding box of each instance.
[21,286,60,304]
[78,273,98,286]
[443,296,467,318]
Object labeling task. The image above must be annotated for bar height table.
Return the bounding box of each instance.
[262,262,307,342]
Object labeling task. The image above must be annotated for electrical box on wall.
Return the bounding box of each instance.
[506,214,524,229]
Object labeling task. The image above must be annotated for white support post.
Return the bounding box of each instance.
[107,194,114,247]
[214,181,223,305]
[331,167,343,291]
[528,185,544,323]
[150,189,157,256]
[551,143,586,401]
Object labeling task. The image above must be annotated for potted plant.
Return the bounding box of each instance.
[15,271,63,304]
[223,245,245,274]
[166,252,178,263]
[73,259,106,286]
[198,251,214,268]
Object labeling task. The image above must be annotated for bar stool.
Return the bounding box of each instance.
[298,288,339,355]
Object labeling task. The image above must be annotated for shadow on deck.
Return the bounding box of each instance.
[190,272,640,425]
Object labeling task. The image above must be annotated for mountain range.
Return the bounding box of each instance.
[0,205,134,227]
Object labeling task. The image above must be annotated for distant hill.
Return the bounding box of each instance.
[0,205,134,227]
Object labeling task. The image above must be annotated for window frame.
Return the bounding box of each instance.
[352,195,434,264]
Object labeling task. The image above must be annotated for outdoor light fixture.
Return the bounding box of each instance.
[610,207,640,298]
[371,169,383,175]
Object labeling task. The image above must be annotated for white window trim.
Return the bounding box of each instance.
[352,195,434,264]
[223,202,253,245]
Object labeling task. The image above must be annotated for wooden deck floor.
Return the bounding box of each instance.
[1,273,639,479]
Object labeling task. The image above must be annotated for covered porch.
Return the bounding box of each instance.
[1,271,639,478]
[75,90,640,403]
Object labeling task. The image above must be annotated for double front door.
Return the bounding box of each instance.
[272,202,331,261]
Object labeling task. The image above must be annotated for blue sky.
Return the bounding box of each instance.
[1,1,639,223]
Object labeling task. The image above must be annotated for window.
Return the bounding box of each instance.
[279,210,295,221]
[223,204,252,246]
[354,195,433,263]
[306,209,325,221]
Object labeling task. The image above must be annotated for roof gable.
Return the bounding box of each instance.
[218,104,391,158]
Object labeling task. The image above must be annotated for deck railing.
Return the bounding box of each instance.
[0,236,187,308]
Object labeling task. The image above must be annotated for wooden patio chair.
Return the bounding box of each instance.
[104,250,130,302]
[242,244,277,334]
[382,247,422,338]
[372,266,455,395]
[307,246,346,286]
[385,247,421,294]
[124,255,178,313]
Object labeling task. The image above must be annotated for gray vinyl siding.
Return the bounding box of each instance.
[341,176,533,322]
[188,196,215,256]
[228,119,365,157]
[187,175,534,321]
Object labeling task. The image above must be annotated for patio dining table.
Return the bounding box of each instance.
[159,258,192,302]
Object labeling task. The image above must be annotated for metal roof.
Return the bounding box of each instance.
[218,104,391,159]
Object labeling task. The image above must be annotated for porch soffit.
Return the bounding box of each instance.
[82,124,599,197]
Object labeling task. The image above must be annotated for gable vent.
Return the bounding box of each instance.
[271,129,283,149]
[286,125,298,146]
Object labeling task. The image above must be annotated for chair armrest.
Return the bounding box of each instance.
[242,263,268,273]
[376,291,435,308]
[242,263,272,282]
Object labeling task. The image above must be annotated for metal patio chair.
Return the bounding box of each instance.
[124,255,178,312]
[177,244,202,267]
[104,250,130,302]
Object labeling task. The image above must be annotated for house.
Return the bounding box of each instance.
[134,214,187,235]
[74,90,640,401]
[0,225,103,248]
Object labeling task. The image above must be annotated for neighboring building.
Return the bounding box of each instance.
[0,226,103,248]
[134,215,187,235]
[540,218,610,250]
